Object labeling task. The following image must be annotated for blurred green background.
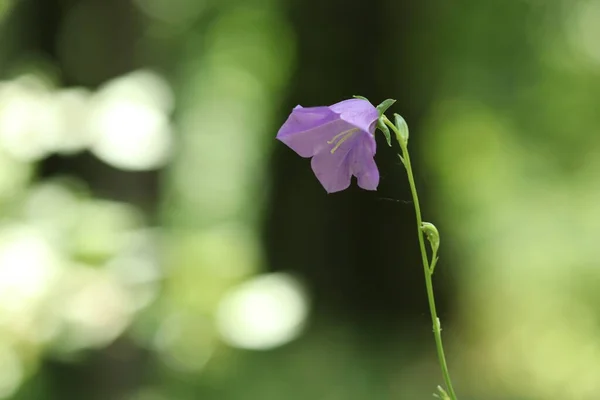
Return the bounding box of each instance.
[0,0,598,399]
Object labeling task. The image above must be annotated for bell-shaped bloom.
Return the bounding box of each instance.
[276,99,380,193]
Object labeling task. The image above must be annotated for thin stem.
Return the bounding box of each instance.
[403,145,458,400]
[383,116,458,400]
[430,248,439,275]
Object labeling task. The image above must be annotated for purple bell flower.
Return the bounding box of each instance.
[276,99,380,193]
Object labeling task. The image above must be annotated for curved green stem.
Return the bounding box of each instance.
[383,116,458,400]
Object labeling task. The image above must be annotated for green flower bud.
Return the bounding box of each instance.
[394,113,409,145]
[421,222,440,254]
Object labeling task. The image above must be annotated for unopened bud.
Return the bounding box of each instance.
[421,222,440,254]
[394,113,409,145]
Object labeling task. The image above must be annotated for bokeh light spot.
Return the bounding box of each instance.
[216,273,308,350]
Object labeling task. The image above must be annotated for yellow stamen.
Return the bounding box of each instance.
[327,130,352,144]
[327,128,358,154]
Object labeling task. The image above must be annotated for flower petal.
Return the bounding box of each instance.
[310,134,360,193]
[350,133,379,191]
[276,106,357,158]
[329,99,379,135]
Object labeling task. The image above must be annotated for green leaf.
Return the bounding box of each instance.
[376,118,392,147]
[352,95,369,101]
[376,98,396,116]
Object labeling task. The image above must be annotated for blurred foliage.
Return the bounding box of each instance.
[0,0,597,399]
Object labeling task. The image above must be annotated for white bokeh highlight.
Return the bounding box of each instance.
[0,76,55,162]
[0,71,175,171]
[216,273,308,350]
[46,88,93,154]
[88,70,173,171]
